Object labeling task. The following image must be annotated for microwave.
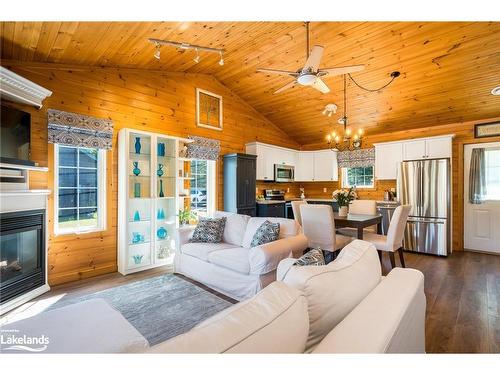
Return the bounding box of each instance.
[274,164,294,182]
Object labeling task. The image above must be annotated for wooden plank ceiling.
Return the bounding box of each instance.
[1,21,499,144]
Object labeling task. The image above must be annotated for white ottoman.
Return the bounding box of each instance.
[1,298,149,353]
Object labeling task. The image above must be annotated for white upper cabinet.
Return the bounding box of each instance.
[403,139,427,160]
[295,152,314,181]
[402,136,453,160]
[375,142,403,180]
[313,150,338,181]
[247,143,273,181]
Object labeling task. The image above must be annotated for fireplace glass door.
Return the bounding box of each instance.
[0,210,45,303]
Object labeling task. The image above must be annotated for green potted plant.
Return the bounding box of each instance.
[332,187,357,216]
[178,208,198,226]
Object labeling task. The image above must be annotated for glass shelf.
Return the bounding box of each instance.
[129,219,151,223]
[128,241,151,246]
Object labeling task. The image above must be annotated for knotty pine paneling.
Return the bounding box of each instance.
[302,116,500,252]
[1,61,299,286]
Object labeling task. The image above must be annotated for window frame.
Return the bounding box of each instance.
[341,166,375,189]
[189,159,216,217]
[484,148,500,201]
[54,144,107,235]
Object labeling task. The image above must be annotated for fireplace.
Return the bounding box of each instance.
[0,209,46,304]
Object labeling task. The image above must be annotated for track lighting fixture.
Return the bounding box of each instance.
[218,51,224,66]
[193,48,200,63]
[148,38,225,67]
[153,44,161,60]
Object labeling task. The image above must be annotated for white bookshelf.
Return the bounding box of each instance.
[117,129,191,275]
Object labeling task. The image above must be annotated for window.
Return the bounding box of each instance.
[55,145,106,234]
[485,149,500,200]
[342,166,374,188]
[190,159,216,216]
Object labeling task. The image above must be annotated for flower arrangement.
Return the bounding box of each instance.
[178,208,198,226]
[332,187,357,207]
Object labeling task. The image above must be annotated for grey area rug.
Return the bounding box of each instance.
[49,274,233,345]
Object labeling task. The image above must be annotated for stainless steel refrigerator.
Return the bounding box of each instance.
[397,159,451,256]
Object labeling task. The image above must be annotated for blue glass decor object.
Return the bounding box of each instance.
[158,143,165,157]
[132,232,144,244]
[133,210,140,221]
[157,226,168,240]
[157,208,162,220]
[157,163,164,177]
[134,137,141,154]
[159,180,164,197]
[160,208,165,219]
[132,161,141,176]
[132,254,143,265]
[134,182,141,198]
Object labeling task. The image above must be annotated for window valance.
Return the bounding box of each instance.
[337,148,375,168]
[187,135,221,161]
[47,109,113,150]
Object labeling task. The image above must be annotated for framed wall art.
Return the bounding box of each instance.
[474,121,500,138]
[196,88,223,131]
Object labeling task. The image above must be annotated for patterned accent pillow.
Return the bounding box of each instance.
[294,248,325,266]
[191,217,227,243]
[250,220,280,247]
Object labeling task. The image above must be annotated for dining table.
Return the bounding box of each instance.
[333,212,383,240]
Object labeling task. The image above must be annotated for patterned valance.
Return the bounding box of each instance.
[187,135,220,161]
[337,148,375,168]
[47,109,113,150]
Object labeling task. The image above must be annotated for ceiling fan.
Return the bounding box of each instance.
[257,22,365,94]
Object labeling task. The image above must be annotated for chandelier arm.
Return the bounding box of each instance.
[347,71,399,92]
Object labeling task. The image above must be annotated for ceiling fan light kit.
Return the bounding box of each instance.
[149,38,225,66]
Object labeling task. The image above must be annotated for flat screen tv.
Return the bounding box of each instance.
[1,105,34,166]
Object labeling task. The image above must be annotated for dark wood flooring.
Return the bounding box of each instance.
[3,251,499,353]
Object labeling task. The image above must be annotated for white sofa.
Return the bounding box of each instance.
[174,211,308,301]
[150,240,426,353]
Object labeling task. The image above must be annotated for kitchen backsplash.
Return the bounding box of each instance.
[256,179,397,201]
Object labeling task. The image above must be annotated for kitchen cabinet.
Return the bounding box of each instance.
[246,143,275,181]
[313,150,338,181]
[402,136,452,160]
[223,153,257,216]
[375,142,403,179]
[295,152,314,181]
[256,202,285,218]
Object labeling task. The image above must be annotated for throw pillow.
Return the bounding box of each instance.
[191,217,227,243]
[250,220,280,247]
[294,248,325,266]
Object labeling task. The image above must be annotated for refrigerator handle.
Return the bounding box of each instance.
[419,161,424,218]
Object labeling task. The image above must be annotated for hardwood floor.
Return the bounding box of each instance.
[2,251,499,353]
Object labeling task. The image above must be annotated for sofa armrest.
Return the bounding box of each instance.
[276,258,298,281]
[312,268,426,353]
[176,225,195,250]
[249,234,308,275]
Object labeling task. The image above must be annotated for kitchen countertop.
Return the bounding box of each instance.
[256,200,286,205]
[257,198,400,205]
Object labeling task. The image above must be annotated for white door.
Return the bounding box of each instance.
[403,140,427,160]
[313,150,335,181]
[464,142,500,253]
[295,152,314,181]
[375,142,403,179]
[426,137,452,159]
[260,145,276,181]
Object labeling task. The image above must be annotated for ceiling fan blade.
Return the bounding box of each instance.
[311,78,330,94]
[274,80,297,94]
[257,68,299,77]
[303,45,324,73]
[318,64,365,76]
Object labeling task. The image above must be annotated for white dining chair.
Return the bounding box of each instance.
[337,199,378,237]
[362,205,411,269]
[291,200,308,226]
[300,204,353,256]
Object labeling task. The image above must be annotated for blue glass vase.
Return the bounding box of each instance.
[134,182,141,198]
[133,161,141,176]
[157,163,164,177]
[157,227,167,240]
[159,180,164,198]
[158,143,165,157]
[133,210,140,221]
[134,137,141,154]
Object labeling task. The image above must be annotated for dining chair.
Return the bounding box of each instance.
[291,200,308,226]
[300,204,353,259]
[338,200,378,237]
[362,205,411,270]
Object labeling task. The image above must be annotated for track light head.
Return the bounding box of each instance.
[154,44,161,60]
[218,51,224,66]
[193,48,200,63]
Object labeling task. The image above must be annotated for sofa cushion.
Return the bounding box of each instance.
[208,247,251,274]
[294,248,325,266]
[278,239,382,351]
[242,217,300,249]
[214,211,250,247]
[147,282,309,353]
[181,242,238,261]
[250,220,280,247]
[191,217,227,243]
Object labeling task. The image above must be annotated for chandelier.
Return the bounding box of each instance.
[326,71,400,152]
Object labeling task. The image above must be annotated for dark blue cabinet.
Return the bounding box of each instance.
[223,153,257,216]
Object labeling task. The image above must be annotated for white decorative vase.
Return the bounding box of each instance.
[338,206,348,217]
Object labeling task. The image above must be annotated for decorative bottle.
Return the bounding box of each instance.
[157,163,164,177]
[133,161,141,176]
[134,137,141,154]
[134,182,141,198]
[159,180,164,197]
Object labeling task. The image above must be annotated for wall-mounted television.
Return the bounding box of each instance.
[1,104,34,166]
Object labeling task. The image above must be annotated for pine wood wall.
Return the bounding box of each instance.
[1,61,299,286]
